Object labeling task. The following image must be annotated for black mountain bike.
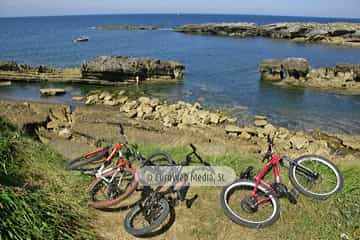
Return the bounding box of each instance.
[124,144,211,237]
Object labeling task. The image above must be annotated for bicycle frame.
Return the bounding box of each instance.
[251,154,282,199]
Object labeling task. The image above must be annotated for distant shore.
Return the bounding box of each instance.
[175,22,360,47]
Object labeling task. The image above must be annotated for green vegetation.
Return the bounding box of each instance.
[0,120,358,239]
[137,144,360,240]
[0,118,95,240]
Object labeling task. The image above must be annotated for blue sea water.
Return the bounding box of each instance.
[1,14,360,133]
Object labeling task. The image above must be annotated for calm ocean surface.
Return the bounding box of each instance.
[1,14,360,133]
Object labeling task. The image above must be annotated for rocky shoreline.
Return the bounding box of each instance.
[175,22,360,47]
[259,57,360,94]
[0,96,359,164]
[0,56,184,85]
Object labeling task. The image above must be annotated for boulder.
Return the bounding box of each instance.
[58,128,72,139]
[254,115,267,120]
[72,96,85,101]
[338,135,360,150]
[85,94,99,105]
[209,113,221,124]
[120,100,138,112]
[103,99,118,106]
[254,119,268,127]
[118,96,129,104]
[289,135,309,150]
[239,132,252,140]
[99,91,112,100]
[225,125,243,133]
[81,56,185,81]
[40,88,66,96]
[149,98,160,107]
[138,96,151,104]
[282,58,310,78]
[0,61,19,71]
[259,59,283,81]
[127,109,137,118]
[0,81,12,86]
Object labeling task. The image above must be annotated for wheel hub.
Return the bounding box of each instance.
[240,197,258,213]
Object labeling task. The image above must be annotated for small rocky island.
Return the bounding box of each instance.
[96,25,160,30]
[175,22,360,47]
[259,58,360,94]
[0,56,184,85]
[81,56,184,81]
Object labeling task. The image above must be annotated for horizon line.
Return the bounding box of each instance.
[1,12,360,21]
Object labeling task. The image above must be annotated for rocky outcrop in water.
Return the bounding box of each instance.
[96,25,160,30]
[175,22,360,47]
[259,58,360,94]
[81,56,185,81]
[0,56,185,84]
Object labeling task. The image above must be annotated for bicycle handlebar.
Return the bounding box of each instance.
[183,144,210,166]
[262,134,274,162]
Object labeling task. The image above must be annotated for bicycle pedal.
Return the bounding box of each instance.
[287,189,299,204]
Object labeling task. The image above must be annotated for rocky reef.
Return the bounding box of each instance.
[0,97,359,163]
[259,58,360,94]
[175,22,360,47]
[0,57,184,84]
[96,25,160,30]
[81,56,184,81]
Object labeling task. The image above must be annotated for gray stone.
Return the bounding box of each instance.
[289,135,309,150]
[254,119,268,127]
[40,88,66,96]
[58,128,72,139]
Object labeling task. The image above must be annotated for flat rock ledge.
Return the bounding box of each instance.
[81,56,185,81]
[259,58,360,94]
[175,22,360,47]
[0,56,184,85]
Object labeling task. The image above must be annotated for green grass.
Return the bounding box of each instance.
[0,118,96,240]
[0,120,359,239]
[136,144,360,240]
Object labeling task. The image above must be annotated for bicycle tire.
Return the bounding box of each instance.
[124,198,170,237]
[145,152,175,166]
[87,167,139,209]
[220,179,280,228]
[289,155,343,200]
[65,146,110,171]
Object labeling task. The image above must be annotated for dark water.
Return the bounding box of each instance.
[1,14,360,133]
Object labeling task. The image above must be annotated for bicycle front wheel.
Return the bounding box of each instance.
[289,155,343,200]
[124,198,170,237]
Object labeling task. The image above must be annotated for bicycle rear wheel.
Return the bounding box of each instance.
[289,155,343,200]
[220,179,280,228]
[88,167,138,209]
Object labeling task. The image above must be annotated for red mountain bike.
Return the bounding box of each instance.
[221,135,343,228]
